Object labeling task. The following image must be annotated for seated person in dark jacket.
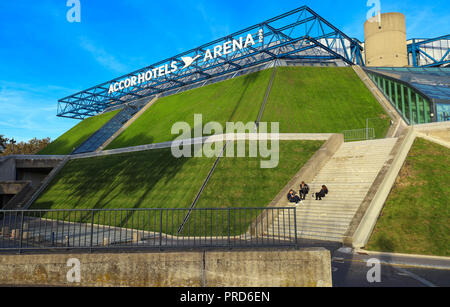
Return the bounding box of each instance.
[315,185,329,200]
[299,181,310,200]
[287,189,301,204]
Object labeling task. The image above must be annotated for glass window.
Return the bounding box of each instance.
[436,103,450,122]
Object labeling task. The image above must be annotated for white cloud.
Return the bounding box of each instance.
[79,37,129,74]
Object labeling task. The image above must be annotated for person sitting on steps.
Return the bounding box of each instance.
[287,189,301,204]
[299,181,310,200]
[315,185,329,201]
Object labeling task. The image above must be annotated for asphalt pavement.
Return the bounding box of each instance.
[331,247,450,287]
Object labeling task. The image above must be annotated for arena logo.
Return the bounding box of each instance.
[108,31,263,95]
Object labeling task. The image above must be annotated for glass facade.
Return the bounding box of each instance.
[436,103,450,122]
[366,71,434,125]
[367,67,450,104]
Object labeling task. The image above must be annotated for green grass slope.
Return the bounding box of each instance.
[38,110,120,155]
[33,148,216,211]
[262,66,391,138]
[367,138,450,257]
[106,69,273,150]
[32,141,322,235]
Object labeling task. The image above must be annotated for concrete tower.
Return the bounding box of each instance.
[364,13,408,67]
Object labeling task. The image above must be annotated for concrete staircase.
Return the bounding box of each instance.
[2,182,35,210]
[269,138,398,242]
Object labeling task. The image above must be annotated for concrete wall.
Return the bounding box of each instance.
[0,158,16,181]
[364,13,408,67]
[0,157,60,188]
[15,159,62,169]
[0,248,332,287]
[0,181,30,195]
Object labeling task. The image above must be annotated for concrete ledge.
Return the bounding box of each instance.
[0,248,332,287]
[72,133,336,160]
[413,121,450,132]
[1,134,335,162]
[0,181,30,195]
[205,249,332,287]
[15,159,62,169]
[0,251,203,287]
[353,66,407,138]
[351,128,417,248]
[0,155,67,161]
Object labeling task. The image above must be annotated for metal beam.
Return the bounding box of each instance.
[57,5,363,119]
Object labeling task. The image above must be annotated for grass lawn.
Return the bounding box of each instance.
[33,148,216,211]
[32,140,322,236]
[38,110,120,155]
[262,66,391,138]
[32,148,217,234]
[106,69,273,150]
[367,138,450,257]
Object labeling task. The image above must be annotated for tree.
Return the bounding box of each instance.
[0,137,51,156]
[0,135,9,153]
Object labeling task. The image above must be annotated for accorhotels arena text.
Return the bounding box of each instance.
[108,32,263,95]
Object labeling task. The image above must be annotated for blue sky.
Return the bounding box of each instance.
[0,0,448,142]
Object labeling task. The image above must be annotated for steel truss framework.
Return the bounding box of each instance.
[58,6,364,119]
[408,34,450,68]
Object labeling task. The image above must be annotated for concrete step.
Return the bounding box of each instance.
[298,200,362,205]
[263,231,343,243]
[289,202,363,208]
[295,207,360,213]
[297,235,342,242]
[298,232,344,242]
[295,204,361,211]
[269,225,347,237]
[294,216,353,223]
[275,216,353,226]
[270,229,347,241]
[303,182,373,186]
[295,208,356,215]
[275,221,352,232]
[316,171,381,175]
[295,208,360,214]
[301,190,371,194]
[295,212,357,219]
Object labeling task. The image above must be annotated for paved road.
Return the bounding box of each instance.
[331,248,450,287]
